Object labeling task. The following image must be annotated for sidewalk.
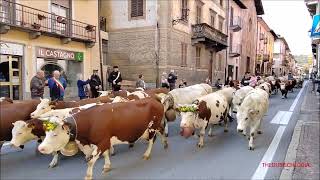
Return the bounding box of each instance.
[280,82,320,180]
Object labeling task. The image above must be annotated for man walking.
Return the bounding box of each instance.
[89,70,102,98]
[48,70,67,101]
[108,66,122,91]
[30,70,47,99]
[77,74,90,100]
[167,70,177,91]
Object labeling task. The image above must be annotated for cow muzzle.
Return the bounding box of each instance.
[237,129,243,133]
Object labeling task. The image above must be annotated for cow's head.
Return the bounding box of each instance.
[231,95,242,114]
[236,109,260,133]
[30,98,54,118]
[160,93,174,112]
[38,122,71,154]
[10,121,37,147]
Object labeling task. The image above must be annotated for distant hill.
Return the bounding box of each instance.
[294,55,311,65]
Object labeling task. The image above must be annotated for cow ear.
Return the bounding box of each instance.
[192,100,200,105]
[27,123,35,129]
[62,123,71,132]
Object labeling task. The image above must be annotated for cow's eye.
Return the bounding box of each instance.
[18,132,22,135]
[42,107,45,110]
[245,118,248,121]
[53,134,58,137]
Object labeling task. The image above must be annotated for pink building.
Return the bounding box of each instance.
[273,37,290,77]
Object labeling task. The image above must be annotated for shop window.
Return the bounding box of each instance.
[102,40,109,65]
[13,85,20,100]
[0,85,9,97]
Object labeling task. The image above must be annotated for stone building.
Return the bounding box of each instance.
[102,0,229,86]
[226,0,264,81]
[273,37,291,77]
[0,0,101,99]
[256,17,277,76]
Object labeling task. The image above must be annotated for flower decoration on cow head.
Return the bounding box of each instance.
[178,105,198,113]
[42,120,58,132]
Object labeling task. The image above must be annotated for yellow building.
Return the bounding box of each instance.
[0,0,101,100]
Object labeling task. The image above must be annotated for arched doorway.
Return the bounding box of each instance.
[41,63,63,80]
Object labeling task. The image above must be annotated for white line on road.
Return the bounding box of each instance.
[289,83,305,112]
[251,126,286,180]
[279,112,293,125]
[270,111,286,124]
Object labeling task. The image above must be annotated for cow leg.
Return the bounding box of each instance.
[248,131,255,150]
[85,150,100,180]
[164,121,169,137]
[142,131,156,160]
[156,131,168,149]
[48,151,59,168]
[208,124,214,137]
[102,150,111,173]
[257,121,263,135]
[197,126,206,148]
[223,109,229,132]
[109,146,115,156]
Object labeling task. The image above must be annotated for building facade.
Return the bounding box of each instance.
[103,0,229,86]
[226,0,264,81]
[255,17,276,76]
[0,0,101,100]
[272,37,290,77]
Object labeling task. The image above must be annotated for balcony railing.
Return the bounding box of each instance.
[229,44,241,57]
[230,16,242,32]
[0,0,96,42]
[191,23,228,50]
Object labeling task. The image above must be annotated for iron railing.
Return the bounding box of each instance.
[192,23,228,46]
[0,0,96,42]
[230,16,242,31]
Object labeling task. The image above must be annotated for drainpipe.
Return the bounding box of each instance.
[98,0,104,90]
[155,2,160,88]
[225,0,230,81]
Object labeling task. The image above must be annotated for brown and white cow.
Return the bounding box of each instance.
[0,99,40,150]
[38,98,168,180]
[0,97,13,105]
[179,92,229,148]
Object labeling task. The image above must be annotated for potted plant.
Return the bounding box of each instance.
[57,16,67,24]
[85,25,94,32]
[37,14,46,20]
[32,23,41,30]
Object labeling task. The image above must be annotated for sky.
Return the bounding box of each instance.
[262,0,313,56]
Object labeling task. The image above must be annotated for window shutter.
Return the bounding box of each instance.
[137,0,143,16]
[131,0,143,18]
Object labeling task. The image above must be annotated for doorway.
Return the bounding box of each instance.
[0,55,22,100]
[227,65,233,79]
[235,66,238,80]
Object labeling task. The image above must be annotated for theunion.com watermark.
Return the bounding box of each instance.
[262,162,311,168]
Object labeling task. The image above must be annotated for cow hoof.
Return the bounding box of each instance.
[208,134,214,137]
[242,133,246,137]
[129,143,134,148]
[143,155,150,160]
[165,133,169,137]
[164,142,168,149]
[48,163,57,168]
[257,131,263,134]
[85,155,93,162]
[84,175,93,180]
[218,122,223,126]
[224,129,228,133]
[102,167,111,173]
[281,97,284,99]
[249,146,254,151]
[197,143,204,148]
[110,151,116,156]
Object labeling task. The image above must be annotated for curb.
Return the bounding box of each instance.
[279,120,303,180]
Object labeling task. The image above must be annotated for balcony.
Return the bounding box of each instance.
[263,54,270,62]
[0,0,96,46]
[229,44,241,57]
[230,16,242,32]
[191,23,228,51]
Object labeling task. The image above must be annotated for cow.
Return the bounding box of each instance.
[280,80,295,99]
[216,87,237,122]
[257,82,271,96]
[236,88,269,150]
[30,96,111,118]
[179,92,229,148]
[37,97,168,180]
[160,83,213,136]
[0,99,40,150]
[0,97,13,105]
[99,90,130,98]
[231,86,254,114]
[268,79,281,95]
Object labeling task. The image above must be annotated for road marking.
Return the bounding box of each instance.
[279,112,293,125]
[251,126,286,180]
[270,111,293,125]
[289,83,305,112]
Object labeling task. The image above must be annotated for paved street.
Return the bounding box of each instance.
[0,84,310,180]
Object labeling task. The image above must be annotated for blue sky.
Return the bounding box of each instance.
[262,0,313,55]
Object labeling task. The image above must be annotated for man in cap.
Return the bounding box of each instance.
[89,70,102,98]
[108,66,122,91]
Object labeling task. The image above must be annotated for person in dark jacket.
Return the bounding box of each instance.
[89,70,102,98]
[48,70,67,101]
[225,76,234,87]
[108,66,122,91]
[167,70,177,91]
[77,74,90,100]
[241,72,251,86]
[30,70,47,99]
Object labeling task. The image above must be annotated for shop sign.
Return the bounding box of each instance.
[0,42,24,56]
[37,47,84,62]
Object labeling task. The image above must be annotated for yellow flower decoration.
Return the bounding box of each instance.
[42,120,58,132]
[178,106,198,112]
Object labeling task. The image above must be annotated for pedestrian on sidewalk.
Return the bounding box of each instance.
[30,70,48,99]
[108,66,122,91]
[167,70,177,91]
[161,72,169,89]
[225,76,234,87]
[136,74,146,89]
[249,74,258,87]
[77,74,90,100]
[89,70,102,98]
[48,70,67,101]
[241,72,251,86]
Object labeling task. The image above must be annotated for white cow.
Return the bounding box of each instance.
[236,88,269,150]
[231,86,254,113]
[257,82,271,96]
[30,98,52,118]
[179,92,229,148]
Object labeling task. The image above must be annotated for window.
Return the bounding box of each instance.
[181,43,187,66]
[51,2,70,35]
[246,57,250,73]
[196,5,202,24]
[230,7,234,26]
[220,0,223,7]
[249,18,252,32]
[130,0,144,18]
[102,40,109,65]
[196,47,201,68]
[218,17,224,32]
[181,0,188,21]
[100,17,107,32]
[229,33,233,51]
[210,9,216,28]
[218,54,222,71]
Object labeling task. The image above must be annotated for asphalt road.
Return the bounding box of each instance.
[0,85,307,180]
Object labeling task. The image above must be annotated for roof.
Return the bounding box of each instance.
[233,0,247,9]
[254,0,264,15]
[277,37,290,52]
[270,30,278,39]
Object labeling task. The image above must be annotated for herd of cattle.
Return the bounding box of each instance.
[0,75,304,180]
